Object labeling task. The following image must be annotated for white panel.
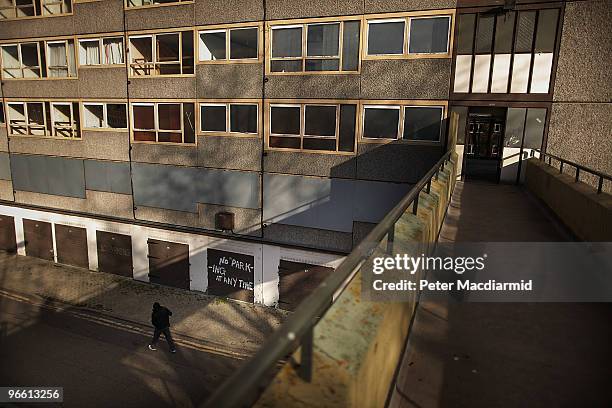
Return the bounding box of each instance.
[471,54,491,93]
[491,54,511,93]
[453,55,472,93]
[510,53,531,93]
[530,52,553,93]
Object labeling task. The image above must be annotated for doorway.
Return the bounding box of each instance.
[147,239,190,290]
[463,107,506,182]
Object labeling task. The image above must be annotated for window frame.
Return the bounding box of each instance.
[45,38,77,78]
[81,101,128,131]
[50,101,80,138]
[198,100,260,137]
[197,23,262,64]
[266,16,363,75]
[265,100,358,155]
[124,0,193,10]
[6,101,49,136]
[364,10,455,60]
[130,101,196,145]
[0,42,42,79]
[128,30,195,77]
[5,99,82,139]
[77,35,125,67]
[360,101,447,145]
[0,0,72,20]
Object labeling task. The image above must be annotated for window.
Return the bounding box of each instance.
[366,14,451,57]
[199,102,258,135]
[125,0,190,8]
[83,103,127,129]
[267,102,357,153]
[454,8,559,95]
[269,19,361,73]
[199,26,259,62]
[1,42,42,78]
[46,39,77,78]
[362,104,444,142]
[78,37,124,66]
[131,102,195,144]
[129,31,194,76]
[0,0,71,19]
[6,101,80,138]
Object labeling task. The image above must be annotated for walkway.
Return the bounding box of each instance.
[389,182,612,407]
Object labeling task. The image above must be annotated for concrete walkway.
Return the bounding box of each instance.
[0,252,288,357]
[389,182,612,407]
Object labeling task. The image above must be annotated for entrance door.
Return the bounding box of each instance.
[23,219,54,261]
[55,224,89,268]
[97,231,133,277]
[147,239,190,290]
[0,215,17,253]
[464,108,506,182]
[278,260,334,311]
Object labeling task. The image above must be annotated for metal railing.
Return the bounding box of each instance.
[538,150,611,194]
[201,149,454,408]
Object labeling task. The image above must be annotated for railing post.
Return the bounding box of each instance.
[559,162,563,174]
[412,191,420,216]
[426,179,431,194]
[575,167,580,182]
[386,224,395,255]
[548,156,552,165]
[598,177,604,194]
[298,327,314,382]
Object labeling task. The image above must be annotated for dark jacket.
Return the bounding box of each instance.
[151,305,172,329]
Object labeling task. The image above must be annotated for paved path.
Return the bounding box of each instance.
[0,295,241,408]
[389,182,612,407]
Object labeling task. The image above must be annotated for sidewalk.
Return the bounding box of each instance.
[0,251,288,356]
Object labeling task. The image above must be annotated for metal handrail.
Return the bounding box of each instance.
[201,149,453,408]
[538,150,611,194]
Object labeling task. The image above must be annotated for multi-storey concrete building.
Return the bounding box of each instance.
[0,0,609,309]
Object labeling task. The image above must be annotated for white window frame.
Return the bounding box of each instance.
[50,101,79,138]
[198,26,259,62]
[198,102,259,135]
[46,39,76,78]
[82,102,127,130]
[0,0,72,19]
[361,105,402,140]
[199,102,228,133]
[128,31,193,77]
[303,104,338,139]
[366,18,407,56]
[402,105,444,143]
[361,104,445,143]
[131,102,192,144]
[78,36,124,67]
[6,101,48,136]
[0,42,42,79]
[407,15,452,55]
[124,0,191,9]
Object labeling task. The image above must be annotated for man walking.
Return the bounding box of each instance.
[148,302,177,353]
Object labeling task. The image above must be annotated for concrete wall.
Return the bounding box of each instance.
[524,159,612,241]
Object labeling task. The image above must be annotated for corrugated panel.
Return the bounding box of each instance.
[84,160,132,195]
[0,152,12,181]
[353,180,412,223]
[199,168,260,209]
[10,154,85,198]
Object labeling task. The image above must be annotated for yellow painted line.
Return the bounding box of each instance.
[0,289,249,360]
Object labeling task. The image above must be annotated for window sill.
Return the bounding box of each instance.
[0,12,73,22]
[8,134,81,141]
[82,127,129,132]
[264,147,355,156]
[197,132,259,138]
[124,1,194,11]
[359,138,441,146]
[362,54,451,61]
[265,70,360,76]
[131,140,196,147]
[0,77,79,81]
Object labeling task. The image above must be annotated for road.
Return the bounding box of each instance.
[0,295,242,408]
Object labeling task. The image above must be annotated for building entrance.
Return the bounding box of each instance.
[463,107,506,182]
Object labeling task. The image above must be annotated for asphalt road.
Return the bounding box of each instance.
[0,295,242,408]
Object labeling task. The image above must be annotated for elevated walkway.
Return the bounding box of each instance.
[389,181,612,407]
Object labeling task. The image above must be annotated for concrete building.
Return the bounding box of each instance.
[0,0,609,308]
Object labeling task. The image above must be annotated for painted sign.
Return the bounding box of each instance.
[207,248,254,302]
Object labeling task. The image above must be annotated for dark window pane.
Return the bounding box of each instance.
[158,132,182,143]
[183,103,195,143]
[342,20,360,71]
[304,105,336,136]
[230,104,257,134]
[368,21,405,55]
[363,108,400,139]
[272,27,302,58]
[403,107,443,141]
[158,104,181,130]
[157,33,180,62]
[270,106,300,135]
[515,11,536,53]
[475,15,494,53]
[27,103,45,126]
[133,105,154,129]
[21,43,39,67]
[303,138,336,151]
[270,136,300,149]
[338,104,356,152]
[307,23,339,57]
[409,17,450,54]
[305,58,339,71]
[534,9,559,53]
[158,63,181,75]
[107,104,127,128]
[230,27,258,59]
[201,31,226,60]
[200,105,226,132]
[181,30,194,74]
[270,59,302,72]
[495,12,515,54]
[134,131,156,141]
[456,14,476,54]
